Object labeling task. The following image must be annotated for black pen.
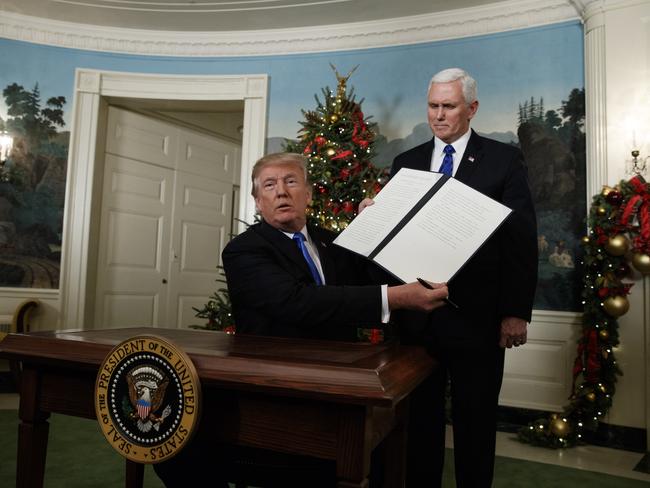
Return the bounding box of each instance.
[417,277,459,309]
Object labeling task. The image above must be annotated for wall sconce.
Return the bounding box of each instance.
[0,130,12,162]
[0,130,14,183]
[629,149,648,176]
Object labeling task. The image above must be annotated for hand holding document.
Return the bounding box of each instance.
[334,168,512,284]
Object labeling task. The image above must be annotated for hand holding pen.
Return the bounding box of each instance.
[417,277,459,309]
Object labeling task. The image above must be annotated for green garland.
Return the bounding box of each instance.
[518,175,650,447]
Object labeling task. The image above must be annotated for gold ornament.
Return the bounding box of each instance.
[605,235,628,256]
[581,236,591,245]
[599,384,607,393]
[550,418,570,436]
[597,207,607,216]
[330,114,339,123]
[632,253,650,275]
[601,185,614,196]
[599,329,609,340]
[586,392,596,402]
[326,148,336,157]
[603,295,630,317]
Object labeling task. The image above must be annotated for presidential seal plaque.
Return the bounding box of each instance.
[95,335,201,464]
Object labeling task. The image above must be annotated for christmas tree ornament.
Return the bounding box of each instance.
[602,295,629,317]
[601,185,613,196]
[326,147,336,157]
[329,114,339,123]
[632,252,650,274]
[598,329,609,340]
[605,235,628,256]
[605,190,622,205]
[597,207,607,216]
[586,392,597,402]
[581,236,590,245]
[550,418,570,436]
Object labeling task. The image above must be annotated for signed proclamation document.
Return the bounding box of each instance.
[333,168,512,283]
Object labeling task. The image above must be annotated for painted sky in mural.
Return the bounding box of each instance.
[0,22,582,142]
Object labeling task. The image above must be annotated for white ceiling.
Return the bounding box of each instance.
[1,0,500,32]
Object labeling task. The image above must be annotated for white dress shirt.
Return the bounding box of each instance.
[430,129,472,176]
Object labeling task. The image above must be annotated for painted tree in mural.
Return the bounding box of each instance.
[3,83,66,155]
[518,88,587,311]
[194,66,387,342]
[0,82,68,288]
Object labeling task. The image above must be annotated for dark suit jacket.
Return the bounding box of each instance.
[222,220,384,341]
[391,130,538,347]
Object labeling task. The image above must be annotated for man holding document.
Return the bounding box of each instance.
[354,68,538,487]
[222,152,449,341]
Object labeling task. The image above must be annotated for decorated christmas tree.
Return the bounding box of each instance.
[285,64,387,231]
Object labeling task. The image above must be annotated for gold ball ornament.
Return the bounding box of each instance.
[581,236,591,245]
[586,392,597,402]
[550,418,571,437]
[597,207,607,216]
[602,295,630,317]
[599,329,609,340]
[329,114,339,123]
[632,252,650,275]
[326,148,336,157]
[605,235,628,256]
[601,185,614,196]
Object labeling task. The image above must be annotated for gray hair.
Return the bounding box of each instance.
[251,152,309,196]
[430,68,478,105]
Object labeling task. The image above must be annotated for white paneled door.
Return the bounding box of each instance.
[94,107,239,329]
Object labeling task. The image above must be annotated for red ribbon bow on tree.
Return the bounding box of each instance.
[619,176,650,253]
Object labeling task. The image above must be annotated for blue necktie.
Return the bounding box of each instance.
[438,144,455,176]
[293,233,323,285]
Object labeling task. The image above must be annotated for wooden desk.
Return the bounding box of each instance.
[0,328,434,488]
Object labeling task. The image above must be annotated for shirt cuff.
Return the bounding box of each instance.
[381,284,390,323]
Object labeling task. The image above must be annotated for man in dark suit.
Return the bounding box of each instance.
[155,153,448,488]
[391,68,538,487]
[222,152,449,341]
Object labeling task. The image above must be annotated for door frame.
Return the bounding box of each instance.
[59,68,267,329]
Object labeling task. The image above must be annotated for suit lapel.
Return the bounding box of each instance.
[414,138,435,171]
[256,220,312,276]
[454,130,483,184]
[308,225,336,284]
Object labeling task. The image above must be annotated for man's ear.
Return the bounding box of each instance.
[468,100,479,120]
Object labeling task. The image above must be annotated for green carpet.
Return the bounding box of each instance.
[0,410,646,487]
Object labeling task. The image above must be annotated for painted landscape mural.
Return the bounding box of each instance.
[0,83,68,288]
[0,21,584,311]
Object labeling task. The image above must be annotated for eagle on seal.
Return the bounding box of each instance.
[126,365,171,432]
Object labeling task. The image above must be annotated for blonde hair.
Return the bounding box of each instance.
[251,152,309,197]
